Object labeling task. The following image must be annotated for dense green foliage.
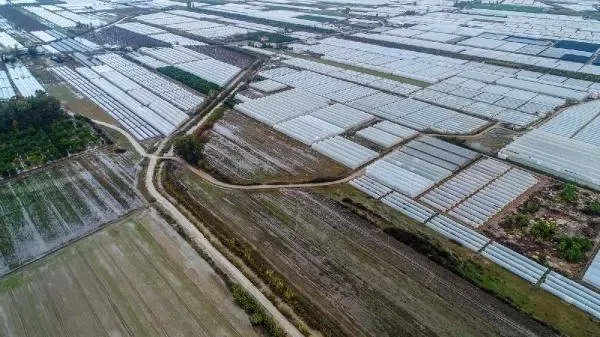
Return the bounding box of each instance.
[157,66,221,95]
[173,134,205,165]
[557,236,593,262]
[0,93,62,132]
[230,284,286,337]
[0,94,101,177]
[560,183,577,202]
[530,220,556,240]
[243,31,297,43]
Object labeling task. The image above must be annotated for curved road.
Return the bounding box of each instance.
[95,120,303,337]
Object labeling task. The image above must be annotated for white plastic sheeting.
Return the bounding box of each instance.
[310,104,373,130]
[426,215,491,252]
[235,89,330,126]
[249,79,287,93]
[373,121,418,139]
[0,32,23,49]
[382,192,436,223]
[6,64,44,97]
[499,129,600,191]
[274,115,343,145]
[420,159,510,212]
[312,136,378,169]
[584,252,600,289]
[349,175,392,199]
[177,58,241,87]
[356,127,402,148]
[96,53,203,111]
[448,168,538,228]
[542,272,600,319]
[52,66,159,140]
[0,70,15,100]
[482,242,548,284]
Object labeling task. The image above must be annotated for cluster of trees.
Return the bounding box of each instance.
[0,93,100,177]
[157,66,221,96]
[0,93,62,133]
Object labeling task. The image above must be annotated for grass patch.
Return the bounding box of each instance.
[317,184,600,337]
[157,66,221,95]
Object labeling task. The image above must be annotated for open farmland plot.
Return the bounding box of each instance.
[192,45,256,68]
[0,209,259,337]
[163,162,559,337]
[84,26,170,49]
[200,111,349,184]
[0,149,142,274]
[0,6,48,31]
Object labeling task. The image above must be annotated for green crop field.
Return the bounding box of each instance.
[0,149,143,274]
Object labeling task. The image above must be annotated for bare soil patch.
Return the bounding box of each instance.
[199,111,349,185]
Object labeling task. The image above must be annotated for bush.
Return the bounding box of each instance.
[557,236,592,262]
[530,220,556,240]
[501,212,530,232]
[230,284,286,337]
[585,201,600,215]
[560,183,577,202]
[521,201,539,214]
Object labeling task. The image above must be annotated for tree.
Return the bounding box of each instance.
[173,135,204,165]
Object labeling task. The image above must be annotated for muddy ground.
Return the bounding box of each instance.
[200,111,349,185]
[167,163,559,337]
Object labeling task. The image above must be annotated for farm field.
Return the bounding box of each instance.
[0,148,142,275]
[0,209,259,337]
[163,162,560,337]
[199,111,349,184]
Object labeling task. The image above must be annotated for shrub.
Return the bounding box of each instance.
[557,236,592,262]
[521,201,539,214]
[530,220,556,240]
[230,284,286,337]
[560,183,577,202]
[501,212,530,232]
[585,201,600,215]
